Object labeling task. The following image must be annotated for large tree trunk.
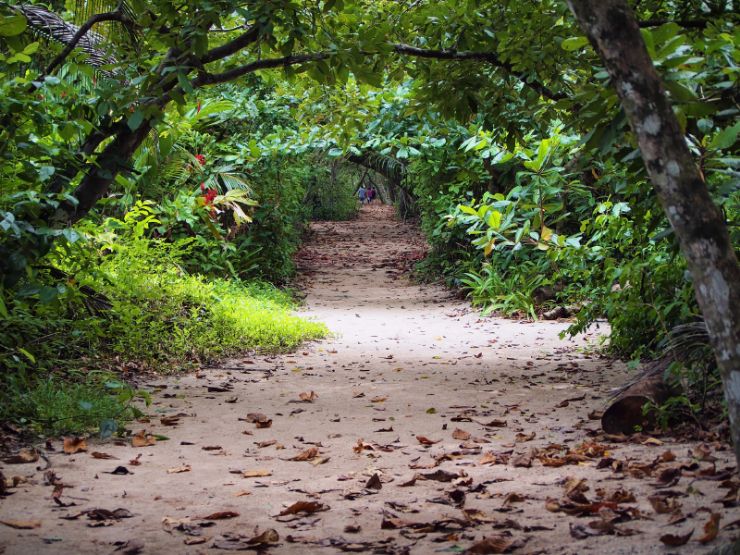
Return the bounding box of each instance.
[52,121,153,226]
[567,0,740,464]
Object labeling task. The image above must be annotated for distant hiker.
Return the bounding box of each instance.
[357,185,367,204]
[367,186,376,204]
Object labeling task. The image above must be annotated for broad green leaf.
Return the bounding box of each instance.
[561,36,588,51]
[127,110,144,131]
[0,15,27,37]
[709,121,740,150]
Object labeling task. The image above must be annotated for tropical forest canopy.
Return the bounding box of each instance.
[0,1,737,437]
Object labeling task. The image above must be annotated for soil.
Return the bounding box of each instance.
[1,204,738,554]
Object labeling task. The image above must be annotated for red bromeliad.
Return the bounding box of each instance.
[195,154,206,166]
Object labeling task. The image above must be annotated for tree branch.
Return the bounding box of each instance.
[392,44,566,101]
[44,10,128,75]
[201,26,261,64]
[193,52,329,86]
[637,18,712,29]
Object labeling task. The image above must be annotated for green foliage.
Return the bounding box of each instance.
[0,372,148,436]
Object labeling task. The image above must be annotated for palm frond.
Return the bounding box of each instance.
[12,3,117,72]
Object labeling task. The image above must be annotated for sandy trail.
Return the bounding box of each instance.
[1,205,738,554]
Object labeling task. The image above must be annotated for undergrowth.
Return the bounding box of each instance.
[0,210,327,435]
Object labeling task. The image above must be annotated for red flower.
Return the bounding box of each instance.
[203,188,218,205]
[195,154,206,166]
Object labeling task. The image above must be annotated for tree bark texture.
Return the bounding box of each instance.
[567,0,740,463]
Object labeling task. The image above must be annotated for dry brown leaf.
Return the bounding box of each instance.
[371,396,387,403]
[514,431,536,443]
[698,512,721,544]
[234,491,251,497]
[0,519,42,529]
[242,470,272,478]
[660,530,693,546]
[160,416,180,426]
[129,454,142,466]
[3,448,39,464]
[365,473,382,490]
[166,465,191,474]
[131,431,156,448]
[91,451,117,460]
[481,419,507,428]
[416,435,441,445]
[184,537,208,545]
[353,439,374,453]
[63,436,88,454]
[245,413,272,428]
[277,501,329,517]
[479,452,499,465]
[200,511,239,520]
[256,440,277,449]
[511,450,534,468]
[648,494,681,514]
[452,428,471,441]
[288,446,319,461]
[464,535,517,554]
[299,391,318,402]
[503,492,527,505]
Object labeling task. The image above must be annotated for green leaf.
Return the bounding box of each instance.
[18,348,35,363]
[0,15,27,37]
[561,36,588,51]
[709,121,740,151]
[127,110,144,131]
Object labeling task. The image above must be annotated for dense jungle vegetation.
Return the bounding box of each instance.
[0,1,737,450]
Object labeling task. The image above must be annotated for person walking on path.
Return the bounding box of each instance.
[357,184,367,205]
[367,186,376,204]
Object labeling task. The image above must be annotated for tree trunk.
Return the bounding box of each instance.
[567,0,740,464]
[52,121,153,226]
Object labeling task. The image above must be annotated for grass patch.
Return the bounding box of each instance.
[0,231,327,435]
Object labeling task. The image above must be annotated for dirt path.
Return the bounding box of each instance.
[1,205,738,554]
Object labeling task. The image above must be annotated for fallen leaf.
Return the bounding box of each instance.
[452,428,471,441]
[514,431,536,443]
[511,450,534,468]
[698,512,721,544]
[63,436,88,454]
[129,454,142,466]
[160,416,181,426]
[184,537,208,545]
[131,431,156,448]
[365,473,382,490]
[371,396,387,403]
[660,530,693,546]
[481,419,507,428]
[245,413,272,428]
[299,391,318,402]
[276,501,329,517]
[91,451,117,460]
[200,511,239,520]
[464,535,518,553]
[212,529,279,550]
[242,470,272,478]
[416,435,441,445]
[3,448,39,464]
[167,464,191,474]
[0,519,41,529]
[287,446,319,461]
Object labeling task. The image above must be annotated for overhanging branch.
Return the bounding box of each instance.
[193,52,329,86]
[393,43,566,102]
